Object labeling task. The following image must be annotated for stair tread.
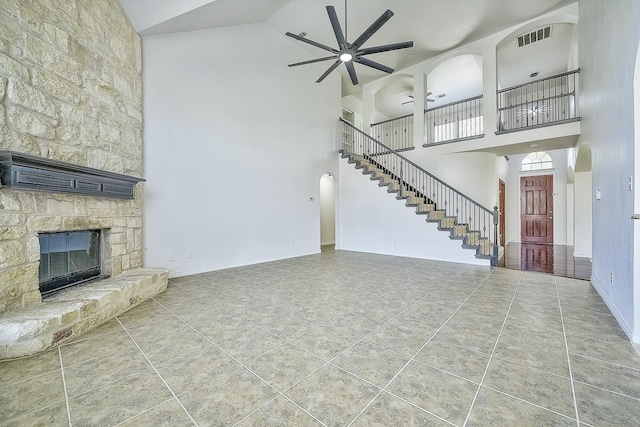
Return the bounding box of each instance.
[342,149,495,265]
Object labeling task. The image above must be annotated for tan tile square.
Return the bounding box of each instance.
[155,343,238,394]
[235,396,323,426]
[332,341,409,387]
[245,343,325,391]
[467,387,576,426]
[386,361,477,425]
[285,364,379,426]
[118,398,195,426]
[178,366,278,426]
[68,369,173,426]
[0,370,65,422]
[482,358,575,417]
[352,392,451,427]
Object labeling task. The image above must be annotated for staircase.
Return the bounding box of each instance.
[340,119,496,263]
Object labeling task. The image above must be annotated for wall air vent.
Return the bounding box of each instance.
[517,26,552,47]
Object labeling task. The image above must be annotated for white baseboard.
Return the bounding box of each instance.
[591,276,636,342]
[167,250,320,278]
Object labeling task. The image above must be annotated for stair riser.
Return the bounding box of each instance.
[342,150,494,264]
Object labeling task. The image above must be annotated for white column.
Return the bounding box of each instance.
[482,44,498,134]
[413,71,426,147]
[362,87,375,134]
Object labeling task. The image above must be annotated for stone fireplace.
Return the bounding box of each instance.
[0,1,167,359]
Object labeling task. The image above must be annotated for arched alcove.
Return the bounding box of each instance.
[496,17,578,89]
[372,73,414,121]
[424,54,484,144]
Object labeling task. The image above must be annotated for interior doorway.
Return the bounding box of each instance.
[320,173,336,250]
[520,174,554,244]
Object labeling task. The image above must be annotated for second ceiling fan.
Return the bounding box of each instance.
[286,4,413,85]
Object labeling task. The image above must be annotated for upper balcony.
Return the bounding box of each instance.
[369,69,580,154]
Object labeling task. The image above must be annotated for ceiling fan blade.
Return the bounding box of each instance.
[326,6,348,50]
[345,61,359,85]
[402,100,413,105]
[288,56,338,67]
[357,41,414,56]
[354,56,394,74]
[349,9,394,50]
[316,59,341,83]
[286,32,338,54]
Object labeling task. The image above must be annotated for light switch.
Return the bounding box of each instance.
[595,190,601,200]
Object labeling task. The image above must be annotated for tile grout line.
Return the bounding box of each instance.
[58,347,73,427]
[149,298,328,427]
[113,397,182,426]
[461,271,524,427]
[347,269,500,427]
[157,271,468,425]
[114,317,200,427]
[555,276,581,426]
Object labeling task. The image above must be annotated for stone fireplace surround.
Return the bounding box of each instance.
[0,0,167,359]
[0,154,167,359]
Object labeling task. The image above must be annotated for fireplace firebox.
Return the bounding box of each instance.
[38,230,105,297]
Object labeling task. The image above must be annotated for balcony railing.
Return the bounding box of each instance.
[423,95,484,146]
[370,114,414,151]
[497,68,580,133]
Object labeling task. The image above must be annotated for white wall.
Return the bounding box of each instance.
[574,171,592,257]
[402,151,500,211]
[142,24,341,276]
[320,174,336,245]
[566,183,574,245]
[505,149,568,245]
[578,0,640,341]
[338,158,489,266]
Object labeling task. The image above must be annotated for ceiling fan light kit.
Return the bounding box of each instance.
[286,4,413,85]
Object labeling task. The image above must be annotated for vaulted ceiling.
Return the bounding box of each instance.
[119,0,577,117]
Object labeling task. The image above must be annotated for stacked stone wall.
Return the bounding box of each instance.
[0,0,143,313]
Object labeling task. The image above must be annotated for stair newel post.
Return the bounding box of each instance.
[399,160,404,192]
[492,206,499,266]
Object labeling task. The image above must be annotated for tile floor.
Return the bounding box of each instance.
[2,249,640,426]
[502,243,592,280]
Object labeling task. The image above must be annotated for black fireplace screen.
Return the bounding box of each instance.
[38,230,102,296]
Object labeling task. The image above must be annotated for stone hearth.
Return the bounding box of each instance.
[0,268,167,359]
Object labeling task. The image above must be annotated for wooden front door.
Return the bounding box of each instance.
[521,175,553,244]
[499,180,506,247]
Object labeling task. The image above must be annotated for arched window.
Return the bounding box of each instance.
[522,151,553,171]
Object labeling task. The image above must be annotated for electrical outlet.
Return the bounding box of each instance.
[610,272,614,284]
[188,251,193,259]
[291,240,296,246]
[169,252,175,261]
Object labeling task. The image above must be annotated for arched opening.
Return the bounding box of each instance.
[320,172,336,251]
[574,143,592,258]
[424,54,484,145]
[496,17,578,132]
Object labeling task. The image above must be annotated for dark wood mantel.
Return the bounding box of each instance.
[0,151,145,199]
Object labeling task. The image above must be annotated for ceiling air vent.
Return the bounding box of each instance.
[517,26,552,47]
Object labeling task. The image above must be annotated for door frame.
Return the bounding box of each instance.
[520,173,554,244]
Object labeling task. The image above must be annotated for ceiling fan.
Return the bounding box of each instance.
[402,92,446,105]
[285,4,413,85]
